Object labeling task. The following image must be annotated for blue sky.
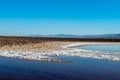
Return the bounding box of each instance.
[0,0,120,35]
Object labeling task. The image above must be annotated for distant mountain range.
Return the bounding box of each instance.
[28,33,120,39]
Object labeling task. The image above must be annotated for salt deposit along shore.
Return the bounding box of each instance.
[0,42,120,62]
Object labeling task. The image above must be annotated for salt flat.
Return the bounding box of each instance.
[0,42,120,62]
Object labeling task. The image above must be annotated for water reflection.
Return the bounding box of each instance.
[77,44,120,52]
[0,56,120,80]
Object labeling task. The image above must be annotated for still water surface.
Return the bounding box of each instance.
[0,56,120,80]
[77,44,120,52]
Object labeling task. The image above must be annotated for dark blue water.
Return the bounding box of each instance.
[77,44,120,52]
[0,56,120,80]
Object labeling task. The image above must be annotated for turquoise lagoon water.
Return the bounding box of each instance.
[77,44,120,52]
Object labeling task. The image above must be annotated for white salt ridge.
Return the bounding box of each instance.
[0,42,120,62]
[0,51,64,62]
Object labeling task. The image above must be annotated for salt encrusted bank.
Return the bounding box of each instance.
[0,42,120,62]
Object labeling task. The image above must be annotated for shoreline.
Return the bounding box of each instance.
[62,42,120,48]
[0,42,120,62]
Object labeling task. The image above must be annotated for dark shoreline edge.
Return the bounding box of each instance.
[0,35,120,47]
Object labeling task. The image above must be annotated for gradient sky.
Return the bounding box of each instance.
[0,0,120,35]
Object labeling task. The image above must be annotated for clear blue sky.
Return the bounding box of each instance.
[0,0,120,35]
